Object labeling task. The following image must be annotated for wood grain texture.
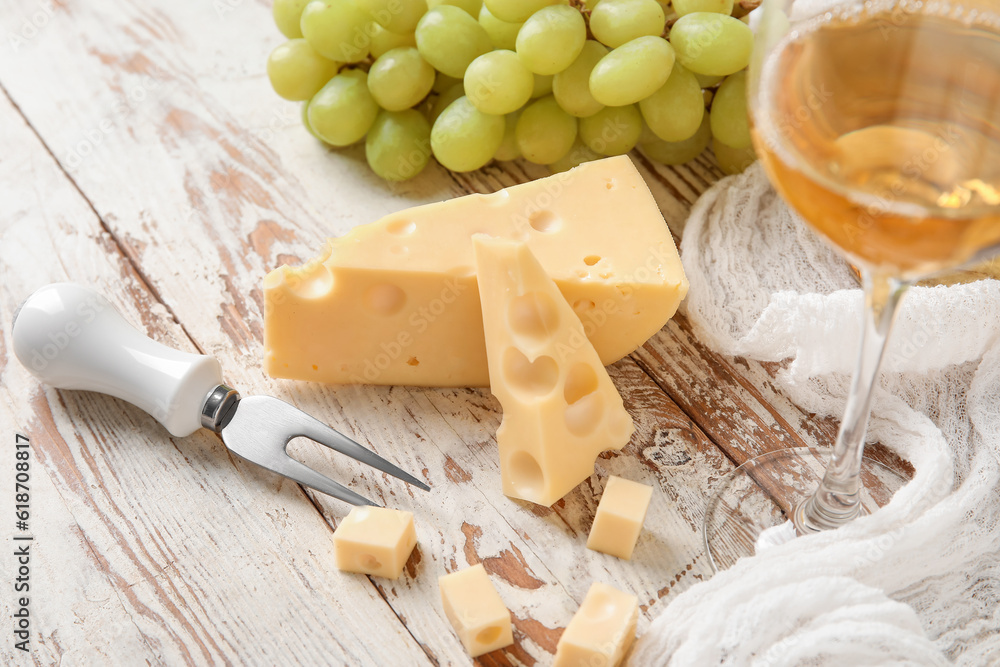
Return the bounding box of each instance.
[0,0,892,663]
[0,89,431,666]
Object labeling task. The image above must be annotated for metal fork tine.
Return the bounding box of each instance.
[218,395,429,504]
[273,455,379,507]
[297,413,431,492]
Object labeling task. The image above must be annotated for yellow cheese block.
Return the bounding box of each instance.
[263,155,687,386]
[332,506,417,579]
[473,236,635,506]
[553,582,639,667]
[439,564,514,658]
[586,476,653,560]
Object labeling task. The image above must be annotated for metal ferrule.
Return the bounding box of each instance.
[200,384,241,432]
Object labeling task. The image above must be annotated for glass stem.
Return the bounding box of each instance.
[794,270,908,534]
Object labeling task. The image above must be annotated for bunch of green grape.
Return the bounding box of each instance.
[267,0,757,181]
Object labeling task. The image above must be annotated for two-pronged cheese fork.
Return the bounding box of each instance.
[11,283,429,506]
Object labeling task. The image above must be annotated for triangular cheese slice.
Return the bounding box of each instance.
[473,235,635,506]
[263,155,687,386]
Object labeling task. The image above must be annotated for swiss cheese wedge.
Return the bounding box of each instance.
[263,155,687,386]
[473,235,634,506]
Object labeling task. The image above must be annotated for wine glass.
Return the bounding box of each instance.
[703,0,1000,570]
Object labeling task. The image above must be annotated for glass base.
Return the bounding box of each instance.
[703,447,911,573]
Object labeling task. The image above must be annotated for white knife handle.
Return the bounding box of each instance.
[11,283,223,437]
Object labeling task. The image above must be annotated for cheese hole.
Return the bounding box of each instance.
[287,264,333,299]
[407,357,420,366]
[364,284,406,316]
[359,553,382,570]
[476,626,502,645]
[599,271,614,279]
[566,392,605,436]
[508,450,544,498]
[386,219,416,235]
[573,299,596,313]
[583,590,619,621]
[584,255,601,266]
[564,363,599,405]
[529,210,561,233]
[508,292,560,344]
[606,178,616,190]
[484,189,510,206]
[312,364,318,371]
[503,348,559,398]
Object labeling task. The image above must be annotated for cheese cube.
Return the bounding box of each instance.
[554,582,639,667]
[439,564,514,657]
[473,237,635,506]
[586,476,653,560]
[263,155,688,387]
[332,506,417,579]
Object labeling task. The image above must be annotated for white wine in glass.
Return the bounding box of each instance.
[704,0,1000,570]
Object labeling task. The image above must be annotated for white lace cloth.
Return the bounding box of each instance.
[630,162,1000,665]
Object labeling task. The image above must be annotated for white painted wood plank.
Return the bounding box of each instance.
[0,89,431,666]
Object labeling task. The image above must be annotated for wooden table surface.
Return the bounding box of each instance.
[0,1,910,664]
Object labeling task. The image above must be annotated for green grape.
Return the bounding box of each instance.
[672,0,734,16]
[495,111,521,160]
[669,13,753,76]
[366,109,433,180]
[273,0,313,38]
[308,69,380,145]
[548,139,602,172]
[515,6,586,75]
[301,101,326,141]
[515,96,577,164]
[416,6,493,78]
[709,70,750,148]
[300,0,374,63]
[428,0,482,16]
[589,36,674,106]
[694,72,723,88]
[531,74,554,98]
[639,62,704,141]
[367,47,436,110]
[355,0,427,33]
[429,82,465,123]
[483,0,559,23]
[433,72,463,93]
[552,40,607,117]
[464,50,534,115]
[713,137,756,174]
[267,39,340,101]
[431,96,505,170]
[640,114,711,164]
[589,0,665,49]
[370,25,417,59]
[478,5,523,50]
[579,103,642,155]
